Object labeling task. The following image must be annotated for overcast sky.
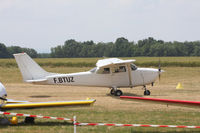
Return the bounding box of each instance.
[0,0,200,53]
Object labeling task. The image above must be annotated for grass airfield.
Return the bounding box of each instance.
[1,58,200,132]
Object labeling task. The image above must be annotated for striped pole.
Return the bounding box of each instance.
[74,116,76,133]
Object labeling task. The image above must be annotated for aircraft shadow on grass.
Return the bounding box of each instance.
[29,95,52,98]
[121,93,169,97]
[106,92,169,98]
[106,93,143,99]
[121,92,143,97]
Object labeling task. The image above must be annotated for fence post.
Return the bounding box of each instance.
[73,116,76,133]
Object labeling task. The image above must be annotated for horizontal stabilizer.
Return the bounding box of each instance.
[25,79,47,83]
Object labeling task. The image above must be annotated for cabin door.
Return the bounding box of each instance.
[111,65,129,87]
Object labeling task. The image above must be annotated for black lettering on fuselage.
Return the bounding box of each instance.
[53,77,75,84]
[62,77,66,82]
[71,77,74,82]
[53,78,57,83]
[58,77,63,83]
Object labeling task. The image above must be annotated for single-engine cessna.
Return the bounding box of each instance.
[14,53,164,96]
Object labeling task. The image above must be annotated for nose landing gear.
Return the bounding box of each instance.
[143,86,151,95]
[115,90,123,96]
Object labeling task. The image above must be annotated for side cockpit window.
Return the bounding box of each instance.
[130,64,137,71]
[113,66,126,73]
[103,68,110,74]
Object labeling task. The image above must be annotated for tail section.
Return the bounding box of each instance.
[13,53,52,82]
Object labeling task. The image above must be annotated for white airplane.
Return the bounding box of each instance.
[14,53,164,96]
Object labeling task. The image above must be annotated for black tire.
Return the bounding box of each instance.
[24,117,35,124]
[110,88,115,95]
[114,90,123,96]
[144,90,151,95]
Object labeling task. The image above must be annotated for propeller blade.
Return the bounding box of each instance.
[159,72,161,80]
[158,57,161,81]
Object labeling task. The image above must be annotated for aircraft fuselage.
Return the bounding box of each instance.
[45,67,159,88]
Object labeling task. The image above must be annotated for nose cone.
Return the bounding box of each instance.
[138,68,164,84]
[152,68,165,76]
[148,68,160,83]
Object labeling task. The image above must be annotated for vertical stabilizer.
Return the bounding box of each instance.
[13,53,50,81]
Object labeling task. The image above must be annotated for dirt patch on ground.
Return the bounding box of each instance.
[5,82,200,112]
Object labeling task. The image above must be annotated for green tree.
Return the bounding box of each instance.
[7,46,38,58]
[0,43,10,58]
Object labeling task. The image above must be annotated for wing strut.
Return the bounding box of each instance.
[127,64,133,87]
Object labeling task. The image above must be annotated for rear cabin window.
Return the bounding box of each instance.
[113,66,126,73]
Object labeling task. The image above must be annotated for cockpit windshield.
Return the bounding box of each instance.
[130,64,137,71]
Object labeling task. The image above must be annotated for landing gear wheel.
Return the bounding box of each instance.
[110,88,115,95]
[144,90,151,95]
[24,117,35,124]
[114,90,123,96]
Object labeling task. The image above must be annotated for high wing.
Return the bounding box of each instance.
[1,99,96,110]
[120,96,200,108]
[96,58,135,68]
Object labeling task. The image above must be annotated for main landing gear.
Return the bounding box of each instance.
[110,86,151,96]
[143,85,151,95]
[110,87,123,96]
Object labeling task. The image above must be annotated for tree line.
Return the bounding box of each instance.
[51,37,200,57]
[0,44,38,58]
[1,37,200,58]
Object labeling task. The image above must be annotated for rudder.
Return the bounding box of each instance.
[13,53,50,82]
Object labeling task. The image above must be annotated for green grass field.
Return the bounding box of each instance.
[1,56,200,67]
[1,57,200,133]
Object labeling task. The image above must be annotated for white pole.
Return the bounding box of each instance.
[73,116,76,133]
